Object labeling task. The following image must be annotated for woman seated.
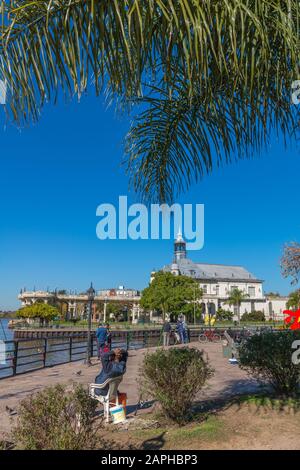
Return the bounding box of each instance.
[94,348,128,396]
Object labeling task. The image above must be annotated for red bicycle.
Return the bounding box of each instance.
[198,329,221,343]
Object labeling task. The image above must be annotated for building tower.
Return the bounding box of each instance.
[174,228,186,263]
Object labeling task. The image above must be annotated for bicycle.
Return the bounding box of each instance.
[198,329,222,343]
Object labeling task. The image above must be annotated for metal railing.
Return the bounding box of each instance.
[0,330,164,379]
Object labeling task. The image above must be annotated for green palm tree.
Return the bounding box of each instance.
[286,289,300,310]
[224,288,249,324]
[1,1,299,201]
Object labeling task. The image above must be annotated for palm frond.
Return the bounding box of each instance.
[1,1,299,123]
[0,1,299,202]
[125,72,298,202]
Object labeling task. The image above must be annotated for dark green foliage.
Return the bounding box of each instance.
[216,309,233,321]
[241,311,265,322]
[13,384,104,450]
[140,348,213,423]
[141,271,202,320]
[239,331,300,396]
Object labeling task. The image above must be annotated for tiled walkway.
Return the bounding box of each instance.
[0,343,260,439]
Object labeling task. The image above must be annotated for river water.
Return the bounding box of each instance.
[0,318,13,341]
[0,319,161,379]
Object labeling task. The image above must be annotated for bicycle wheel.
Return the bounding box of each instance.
[212,334,221,342]
[198,334,208,342]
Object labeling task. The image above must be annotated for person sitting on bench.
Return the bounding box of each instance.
[94,348,128,396]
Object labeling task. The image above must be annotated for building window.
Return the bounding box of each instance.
[202,285,207,294]
[215,285,219,295]
[230,286,238,293]
[248,286,255,297]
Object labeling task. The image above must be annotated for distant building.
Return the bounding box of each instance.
[98,286,140,298]
[158,230,287,320]
[18,286,141,322]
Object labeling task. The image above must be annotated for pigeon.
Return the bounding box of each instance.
[75,370,82,376]
[5,406,17,416]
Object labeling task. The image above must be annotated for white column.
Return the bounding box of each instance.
[103,300,107,323]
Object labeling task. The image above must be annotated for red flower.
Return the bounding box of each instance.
[283,309,300,330]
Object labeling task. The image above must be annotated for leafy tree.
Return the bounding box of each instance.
[265,292,281,298]
[282,243,300,285]
[239,330,300,396]
[140,348,213,423]
[140,272,202,321]
[216,309,233,322]
[224,288,249,323]
[17,303,59,324]
[1,2,299,202]
[286,290,300,310]
[57,290,67,295]
[241,311,265,322]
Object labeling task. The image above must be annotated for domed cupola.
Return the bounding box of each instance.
[174,228,186,262]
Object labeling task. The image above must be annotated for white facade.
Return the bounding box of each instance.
[161,232,288,320]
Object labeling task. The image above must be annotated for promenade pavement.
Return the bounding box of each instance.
[0,342,260,439]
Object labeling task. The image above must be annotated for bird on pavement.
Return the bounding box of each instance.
[5,406,17,416]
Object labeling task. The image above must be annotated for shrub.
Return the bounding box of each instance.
[140,348,213,423]
[239,330,300,396]
[13,384,104,450]
[241,311,265,322]
[216,309,233,321]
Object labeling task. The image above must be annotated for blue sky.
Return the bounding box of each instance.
[0,95,299,310]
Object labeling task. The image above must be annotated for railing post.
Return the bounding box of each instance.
[143,331,149,348]
[126,332,130,350]
[43,339,47,368]
[12,341,19,376]
[69,337,72,362]
[90,335,94,358]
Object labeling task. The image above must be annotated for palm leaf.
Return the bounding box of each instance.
[0,1,299,201]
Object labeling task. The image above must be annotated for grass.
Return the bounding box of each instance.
[131,414,224,448]
[238,395,300,411]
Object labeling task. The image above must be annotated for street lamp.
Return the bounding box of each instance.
[85,282,95,366]
[193,284,196,325]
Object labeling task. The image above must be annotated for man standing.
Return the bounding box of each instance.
[162,320,172,347]
[176,317,185,344]
[96,323,108,358]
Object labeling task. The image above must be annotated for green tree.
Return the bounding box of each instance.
[241,311,265,322]
[1,1,299,202]
[17,303,59,324]
[140,271,202,321]
[216,309,233,322]
[286,290,300,310]
[282,243,300,285]
[224,288,249,324]
[239,330,300,396]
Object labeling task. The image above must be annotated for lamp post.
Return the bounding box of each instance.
[193,284,196,325]
[85,282,95,366]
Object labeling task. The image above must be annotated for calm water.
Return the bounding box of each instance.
[0,318,13,341]
[0,319,161,379]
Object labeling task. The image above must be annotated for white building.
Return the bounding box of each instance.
[159,231,288,321]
